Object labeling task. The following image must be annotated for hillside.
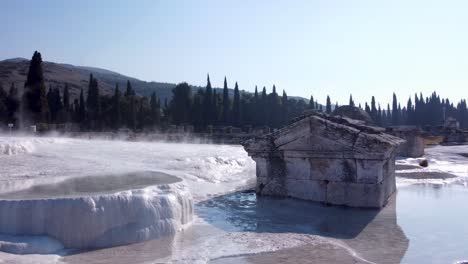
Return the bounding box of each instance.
[0,58,177,102]
[0,57,310,104]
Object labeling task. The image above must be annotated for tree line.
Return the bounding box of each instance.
[1,51,468,132]
[348,93,468,128]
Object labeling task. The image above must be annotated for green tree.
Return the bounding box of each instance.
[222,76,230,124]
[0,85,7,124]
[309,95,315,109]
[6,83,19,125]
[191,89,204,129]
[281,90,289,125]
[392,93,399,125]
[150,92,160,128]
[47,87,62,123]
[63,84,70,122]
[86,74,101,129]
[232,82,241,126]
[23,51,49,124]
[78,88,86,124]
[371,96,377,122]
[124,80,136,130]
[349,94,355,106]
[326,95,332,114]
[203,74,213,126]
[170,82,192,125]
[111,84,121,129]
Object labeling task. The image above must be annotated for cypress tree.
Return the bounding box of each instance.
[212,89,219,124]
[309,95,315,109]
[377,104,382,126]
[125,80,135,96]
[23,51,49,124]
[371,96,377,121]
[253,86,259,125]
[86,75,101,129]
[268,85,281,127]
[365,103,371,114]
[150,92,160,128]
[233,82,241,126]
[222,76,230,124]
[326,95,332,114]
[203,74,213,126]
[136,98,146,130]
[112,84,121,129]
[63,84,70,111]
[6,83,19,125]
[406,97,413,125]
[260,87,268,126]
[125,80,136,130]
[47,87,62,123]
[170,82,192,125]
[392,93,399,125]
[78,88,86,124]
[282,90,288,125]
[0,85,7,124]
[191,89,204,129]
[63,84,70,122]
[349,94,355,106]
[387,104,392,126]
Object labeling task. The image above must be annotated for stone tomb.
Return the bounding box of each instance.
[242,112,404,208]
[386,126,424,158]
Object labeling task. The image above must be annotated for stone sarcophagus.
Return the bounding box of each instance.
[385,126,424,158]
[242,112,404,208]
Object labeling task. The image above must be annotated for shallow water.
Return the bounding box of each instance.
[198,183,468,264]
[0,171,180,199]
[397,184,468,264]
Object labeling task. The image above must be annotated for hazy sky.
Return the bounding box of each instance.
[2,0,468,106]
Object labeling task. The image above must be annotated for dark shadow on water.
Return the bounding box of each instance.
[197,190,379,238]
[197,190,409,264]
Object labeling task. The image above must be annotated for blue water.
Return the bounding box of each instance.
[398,184,468,264]
[197,183,468,264]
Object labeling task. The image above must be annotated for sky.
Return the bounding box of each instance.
[2,0,468,106]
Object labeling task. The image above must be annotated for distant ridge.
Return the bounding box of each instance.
[0,57,310,104]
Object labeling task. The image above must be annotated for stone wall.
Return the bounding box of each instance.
[243,111,404,208]
[253,154,397,208]
[386,127,424,158]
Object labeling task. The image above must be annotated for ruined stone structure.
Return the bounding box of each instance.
[386,126,424,158]
[332,105,375,124]
[242,111,404,208]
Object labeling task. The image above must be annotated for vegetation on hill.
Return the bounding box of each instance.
[1,51,468,132]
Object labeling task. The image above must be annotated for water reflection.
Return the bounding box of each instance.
[197,191,409,264]
[397,184,468,264]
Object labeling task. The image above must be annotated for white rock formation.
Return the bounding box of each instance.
[0,171,193,251]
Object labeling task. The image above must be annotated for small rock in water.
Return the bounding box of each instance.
[419,159,429,167]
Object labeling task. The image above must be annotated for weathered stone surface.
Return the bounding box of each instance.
[386,126,424,158]
[332,105,375,124]
[242,110,404,208]
[286,179,326,202]
[285,158,311,180]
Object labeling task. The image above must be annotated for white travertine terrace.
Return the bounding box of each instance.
[0,171,193,252]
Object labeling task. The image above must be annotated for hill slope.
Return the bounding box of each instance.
[0,58,177,101]
[0,58,310,104]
